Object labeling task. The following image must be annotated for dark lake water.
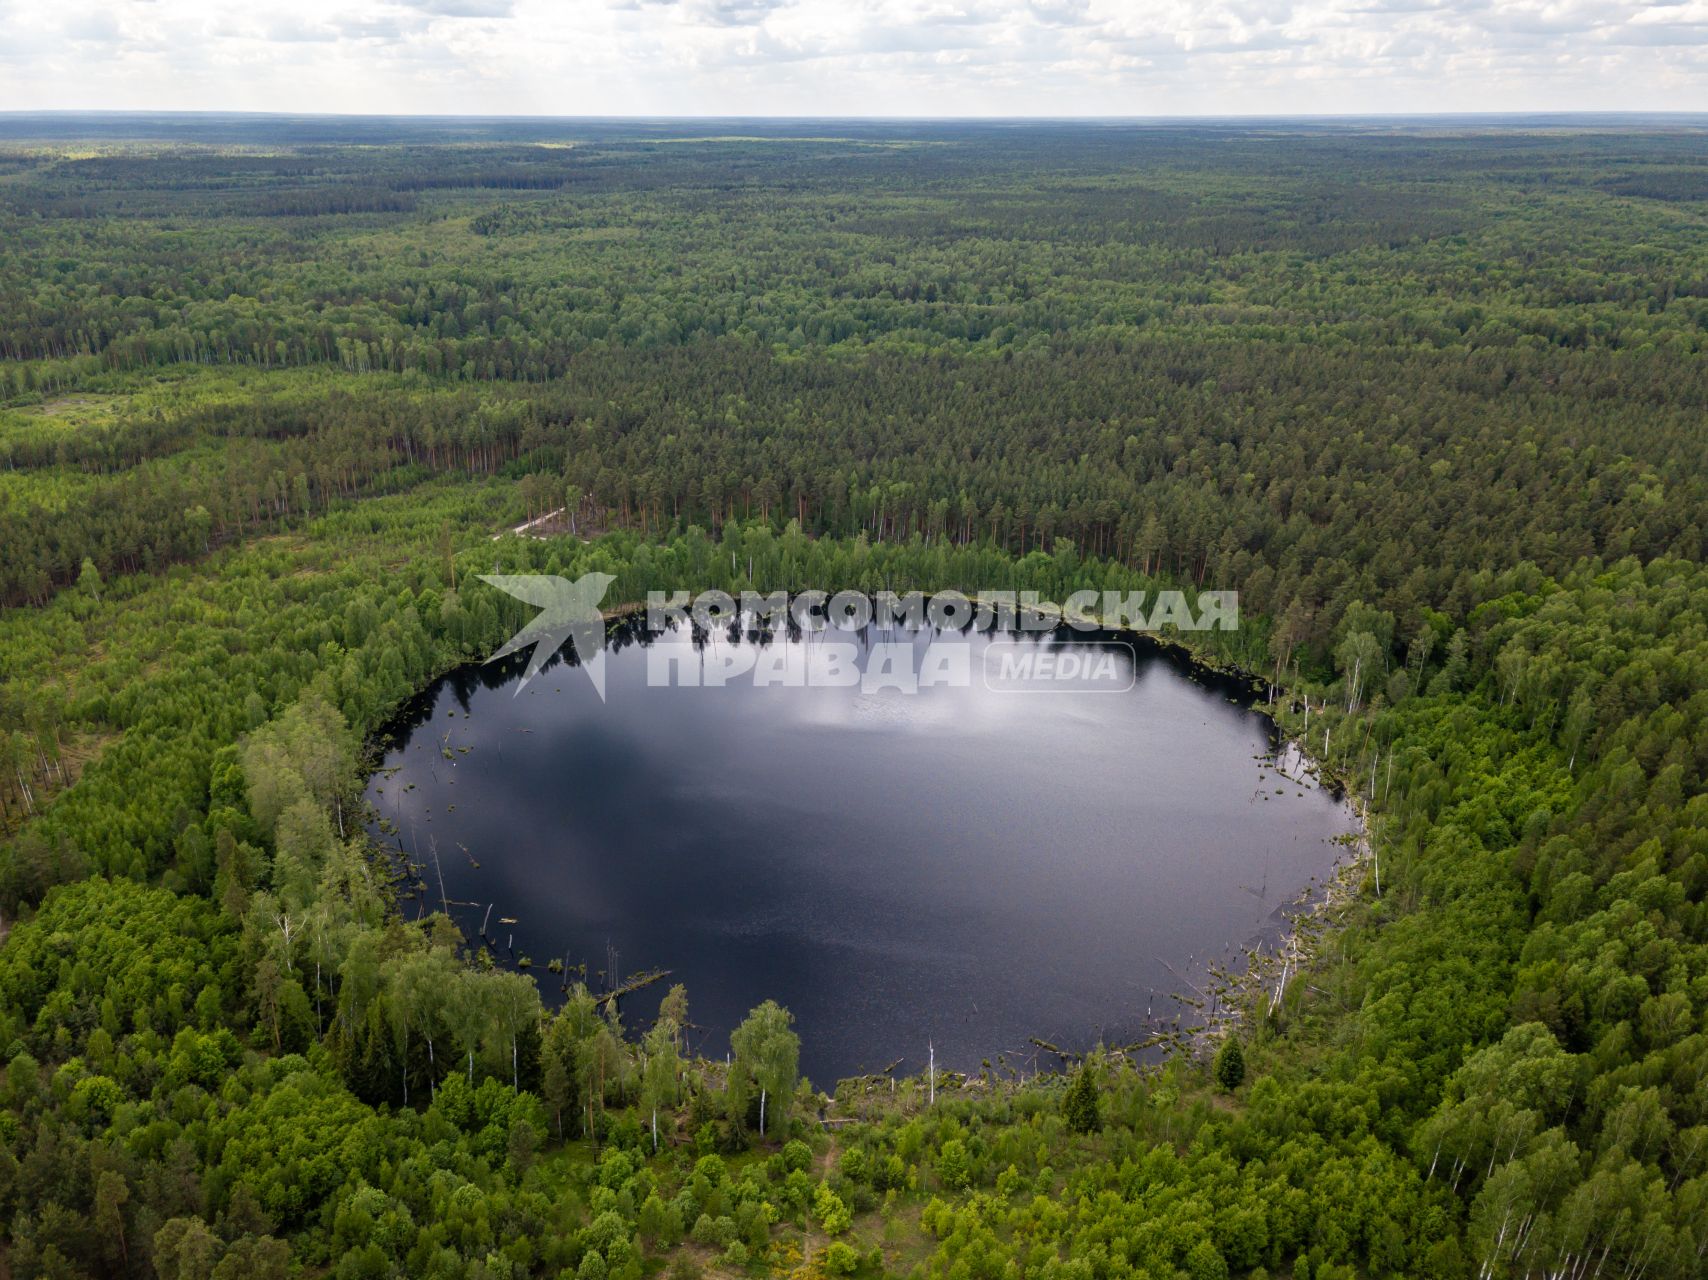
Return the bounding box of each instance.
[365,619,1355,1084]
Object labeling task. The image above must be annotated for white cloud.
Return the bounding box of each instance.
[401,0,517,16]
[0,0,1703,113]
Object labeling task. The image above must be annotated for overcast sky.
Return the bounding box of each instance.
[2,1,1706,117]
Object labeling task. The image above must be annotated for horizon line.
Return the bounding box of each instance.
[4,108,1708,123]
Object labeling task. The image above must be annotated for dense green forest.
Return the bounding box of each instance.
[0,118,1705,1280]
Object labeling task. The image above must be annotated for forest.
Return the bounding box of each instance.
[0,117,1705,1280]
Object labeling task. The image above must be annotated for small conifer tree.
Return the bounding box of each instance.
[1214,1037,1246,1093]
[1064,1064,1102,1133]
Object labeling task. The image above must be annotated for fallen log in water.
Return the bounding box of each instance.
[595,968,673,1010]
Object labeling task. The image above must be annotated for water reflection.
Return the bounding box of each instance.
[366,618,1354,1083]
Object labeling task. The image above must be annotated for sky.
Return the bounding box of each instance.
[2,0,1706,117]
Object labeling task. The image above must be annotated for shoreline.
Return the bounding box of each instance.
[1188,768,1371,1059]
[360,601,1360,1089]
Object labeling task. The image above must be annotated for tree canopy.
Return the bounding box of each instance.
[1,118,1705,1279]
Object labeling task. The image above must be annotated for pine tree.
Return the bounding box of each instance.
[1214,1037,1245,1093]
[1063,1064,1101,1134]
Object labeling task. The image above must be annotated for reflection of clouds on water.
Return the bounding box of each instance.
[839,690,957,729]
[363,619,1358,1080]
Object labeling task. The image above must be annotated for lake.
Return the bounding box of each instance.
[364,617,1356,1084]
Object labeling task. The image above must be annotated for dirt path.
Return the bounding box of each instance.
[815,1132,840,1180]
[492,507,566,541]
